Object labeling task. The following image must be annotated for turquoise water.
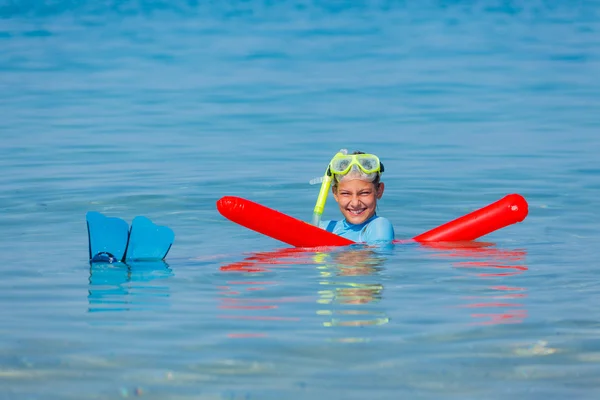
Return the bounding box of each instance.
[2,1,600,398]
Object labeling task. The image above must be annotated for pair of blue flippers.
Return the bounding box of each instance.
[86,211,175,264]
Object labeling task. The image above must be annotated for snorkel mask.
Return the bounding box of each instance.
[311,150,384,225]
[329,153,383,183]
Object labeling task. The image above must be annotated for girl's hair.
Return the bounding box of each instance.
[332,151,384,191]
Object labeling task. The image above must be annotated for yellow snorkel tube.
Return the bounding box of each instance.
[311,149,347,226]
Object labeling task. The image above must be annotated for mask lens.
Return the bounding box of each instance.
[357,156,379,173]
[331,157,351,173]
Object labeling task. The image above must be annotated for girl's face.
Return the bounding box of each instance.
[332,179,384,225]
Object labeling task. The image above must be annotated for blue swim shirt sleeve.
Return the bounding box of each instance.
[362,217,395,245]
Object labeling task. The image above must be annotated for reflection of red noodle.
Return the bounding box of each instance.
[463,293,526,299]
[461,302,523,308]
[219,305,277,310]
[245,247,313,260]
[427,244,529,325]
[452,260,528,277]
[453,262,527,271]
[220,265,269,272]
[220,247,318,272]
[471,310,527,325]
[490,285,524,291]
[219,315,300,321]
[476,272,523,277]
[221,297,304,303]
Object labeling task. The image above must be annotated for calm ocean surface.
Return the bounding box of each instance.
[1,0,600,399]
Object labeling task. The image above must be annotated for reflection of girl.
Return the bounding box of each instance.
[334,249,385,276]
[317,151,395,245]
[317,249,388,328]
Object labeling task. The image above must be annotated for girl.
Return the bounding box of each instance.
[318,151,395,245]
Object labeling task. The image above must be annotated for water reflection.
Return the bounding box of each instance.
[219,245,391,343]
[219,247,314,273]
[314,248,389,334]
[88,261,173,313]
[217,240,528,340]
[419,242,529,325]
[218,248,315,338]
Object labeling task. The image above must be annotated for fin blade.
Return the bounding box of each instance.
[86,211,130,262]
[124,216,175,262]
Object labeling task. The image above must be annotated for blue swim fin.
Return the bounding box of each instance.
[124,216,174,262]
[86,211,130,263]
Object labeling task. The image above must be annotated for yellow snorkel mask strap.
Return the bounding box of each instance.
[311,149,347,226]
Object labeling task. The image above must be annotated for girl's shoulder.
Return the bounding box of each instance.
[363,215,395,243]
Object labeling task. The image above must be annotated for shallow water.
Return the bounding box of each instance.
[1,1,600,399]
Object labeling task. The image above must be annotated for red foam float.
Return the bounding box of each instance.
[216,196,354,248]
[412,194,528,242]
[217,194,528,247]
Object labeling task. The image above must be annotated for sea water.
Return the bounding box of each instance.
[1,1,599,399]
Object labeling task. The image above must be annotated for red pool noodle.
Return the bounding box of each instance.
[412,194,528,242]
[217,194,528,247]
[216,196,354,248]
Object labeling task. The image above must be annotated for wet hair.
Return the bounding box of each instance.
[332,150,384,192]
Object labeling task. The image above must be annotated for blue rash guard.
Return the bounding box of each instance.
[318,214,395,245]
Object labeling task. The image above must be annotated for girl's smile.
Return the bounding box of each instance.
[333,178,384,225]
